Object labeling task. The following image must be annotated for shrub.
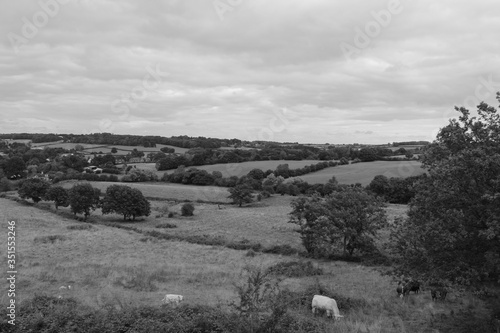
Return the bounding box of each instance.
[34,235,67,244]
[155,223,177,229]
[263,244,299,256]
[181,202,195,216]
[0,177,12,192]
[67,224,93,231]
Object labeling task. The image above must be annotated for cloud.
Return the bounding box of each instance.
[1,0,499,143]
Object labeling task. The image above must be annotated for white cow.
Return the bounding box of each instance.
[311,295,344,319]
[162,294,184,306]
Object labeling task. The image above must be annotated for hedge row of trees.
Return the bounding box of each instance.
[161,161,337,188]
[17,178,151,221]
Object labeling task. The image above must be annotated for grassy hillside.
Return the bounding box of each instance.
[1,195,493,332]
[30,141,189,154]
[298,160,426,186]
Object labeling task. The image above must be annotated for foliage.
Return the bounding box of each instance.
[44,186,69,209]
[68,183,101,221]
[366,174,426,204]
[101,185,151,221]
[18,177,51,203]
[390,93,500,286]
[122,168,158,182]
[289,187,387,257]
[3,156,26,178]
[0,177,12,192]
[181,202,195,216]
[228,184,253,207]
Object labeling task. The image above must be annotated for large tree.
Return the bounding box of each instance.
[390,93,500,286]
[289,187,387,257]
[18,177,51,203]
[228,184,254,207]
[101,185,151,221]
[68,183,101,220]
[44,186,69,210]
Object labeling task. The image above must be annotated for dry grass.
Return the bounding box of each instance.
[299,160,426,186]
[1,193,494,332]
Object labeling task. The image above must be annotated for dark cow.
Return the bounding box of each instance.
[431,288,447,301]
[406,281,420,294]
[397,280,420,297]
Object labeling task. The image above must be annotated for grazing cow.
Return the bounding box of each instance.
[406,281,420,294]
[162,294,184,306]
[311,295,344,320]
[431,288,447,301]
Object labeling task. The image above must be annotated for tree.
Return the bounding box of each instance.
[228,184,253,207]
[181,202,195,216]
[101,185,151,221]
[18,177,51,203]
[44,186,69,209]
[4,156,26,178]
[390,93,500,286]
[247,168,265,180]
[68,183,101,220]
[289,188,387,257]
[111,147,118,153]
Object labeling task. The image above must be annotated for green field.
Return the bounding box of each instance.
[131,160,326,178]
[298,160,426,186]
[59,180,232,203]
[1,190,491,332]
[30,141,189,154]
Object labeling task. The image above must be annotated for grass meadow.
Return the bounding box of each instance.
[1,187,495,332]
[58,180,232,203]
[30,141,189,154]
[298,160,426,186]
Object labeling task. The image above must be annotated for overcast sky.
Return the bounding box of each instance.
[1,0,499,144]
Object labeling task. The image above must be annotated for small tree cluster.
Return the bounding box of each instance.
[101,185,151,221]
[289,187,387,257]
[68,183,101,221]
[18,177,51,203]
[181,202,195,216]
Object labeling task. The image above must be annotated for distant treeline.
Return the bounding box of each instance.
[392,141,430,146]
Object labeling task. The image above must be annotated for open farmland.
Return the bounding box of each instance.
[30,141,189,154]
[58,180,232,203]
[298,160,426,186]
[134,160,326,178]
[1,193,492,332]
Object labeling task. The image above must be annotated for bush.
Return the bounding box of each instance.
[67,224,93,231]
[267,261,323,278]
[0,177,12,192]
[263,244,299,256]
[181,202,195,216]
[34,235,67,244]
[155,223,177,229]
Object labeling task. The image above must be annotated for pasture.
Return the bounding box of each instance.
[30,141,189,154]
[298,160,426,186]
[58,180,232,203]
[133,160,327,178]
[0,193,492,332]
